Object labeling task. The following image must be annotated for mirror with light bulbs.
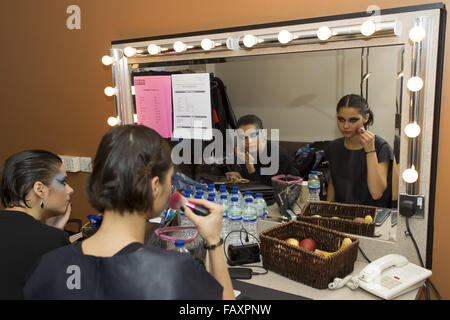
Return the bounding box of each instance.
[105,4,445,264]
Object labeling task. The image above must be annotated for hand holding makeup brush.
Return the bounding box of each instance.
[357,126,376,153]
[183,198,223,246]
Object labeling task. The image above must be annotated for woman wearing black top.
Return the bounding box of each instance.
[0,150,73,299]
[23,125,235,300]
[325,94,398,208]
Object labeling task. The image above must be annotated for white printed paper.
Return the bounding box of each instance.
[172,73,212,140]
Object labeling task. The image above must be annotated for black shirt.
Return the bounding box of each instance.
[227,140,300,186]
[324,135,394,208]
[23,241,223,300]
[0,210,70,299]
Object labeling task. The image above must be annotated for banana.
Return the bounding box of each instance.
[314,249,334,257]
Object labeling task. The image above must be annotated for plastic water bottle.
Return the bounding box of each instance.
[254,193,267,220]
[242,198,257,244]
[229,189,240,206]
[184,190,192,199]
[195,185,204,197]
[228,197,242,246]
[195,191,205,199]
[208,193,216,201]
[218,194,229,241]
[219,185,229,198]
[308,171,321,202]
[174,239,190,254]
[243,191,254,202]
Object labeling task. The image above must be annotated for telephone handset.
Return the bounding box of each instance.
[358,254,432,300]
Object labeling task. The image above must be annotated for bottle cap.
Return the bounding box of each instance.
[219,185,227,190]
[244,191,252,195]
[231,197,239,202]
[310,171,317,175]
[208,184,215,188]
[245,198,253,202]
[255,193,263,198]
[196,185,203,190]
[195,195,202,199]
[175,239,185,247]
[220,194,228,199]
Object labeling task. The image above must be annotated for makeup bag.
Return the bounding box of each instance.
[271,174,303,216]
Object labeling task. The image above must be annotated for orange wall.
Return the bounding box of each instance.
[0,0,448,299]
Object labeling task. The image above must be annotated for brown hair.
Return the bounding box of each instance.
[86,125,172,215]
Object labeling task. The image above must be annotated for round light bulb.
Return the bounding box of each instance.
[123,47,137,57]
[173,41,187,53]
[101,55,114,66]
[402,166,419,184]
[201,38,215,51]
[317,26,332,41]
[104,86,116,97]
[147,44,161,55]
[107,116,119,127]
[278,30,293,44]
[407,76,424,92]
[361,20,376,36]
[243,34,258,48]
[404,122,421,138]
[409,26,426,42]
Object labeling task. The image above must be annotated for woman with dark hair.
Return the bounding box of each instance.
[324,94,396,208]
[0,150,73,299]
[23,125,234,300]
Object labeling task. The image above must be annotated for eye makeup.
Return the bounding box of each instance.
[53,174,68,189]
[337,116,361,123]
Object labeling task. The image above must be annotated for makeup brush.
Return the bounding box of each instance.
[356,125,365,134]
[169,192,211,216]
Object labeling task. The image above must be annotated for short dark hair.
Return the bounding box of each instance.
[236,114,263,130]
[337,94,374,128]
[86,125,172,215]
[0,150,62,208]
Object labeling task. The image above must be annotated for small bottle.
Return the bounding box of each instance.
[243,191,254,202]
[195,185,204,198]
[195,191,204,199]
[254,193,267,220]
[174,239,190,254]
[208,192,216,201]
[218,194,229,241]
[228,189,240,206]
[228,197,242,246]
[242,198,257,244]
[219,185,229,198]
[308,171,321,202]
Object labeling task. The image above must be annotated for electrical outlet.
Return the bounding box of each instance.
[399,193,425,218]
[80,157,92,173]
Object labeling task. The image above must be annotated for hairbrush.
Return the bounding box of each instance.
[169,192,211,216]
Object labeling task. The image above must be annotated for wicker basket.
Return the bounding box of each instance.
[298,202,378,237]
[259,220,359,289]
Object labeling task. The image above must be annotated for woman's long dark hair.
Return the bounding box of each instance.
[337,94,374,129]
[0,150,62,208]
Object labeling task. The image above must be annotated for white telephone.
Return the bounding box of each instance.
[358,254,432,300]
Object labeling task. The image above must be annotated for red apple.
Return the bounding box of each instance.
[299,238,317,251]
[353,217,365,223]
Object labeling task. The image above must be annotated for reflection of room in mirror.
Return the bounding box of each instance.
[211,47,403,150]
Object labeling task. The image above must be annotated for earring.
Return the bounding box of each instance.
[40,199,44,209]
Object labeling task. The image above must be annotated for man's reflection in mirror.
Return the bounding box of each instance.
[225,114,299,186]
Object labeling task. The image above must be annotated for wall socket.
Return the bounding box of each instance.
[59,155,92,173]
[399,193,425,218]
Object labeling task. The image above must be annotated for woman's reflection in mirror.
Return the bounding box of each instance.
[325,94,399,208]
